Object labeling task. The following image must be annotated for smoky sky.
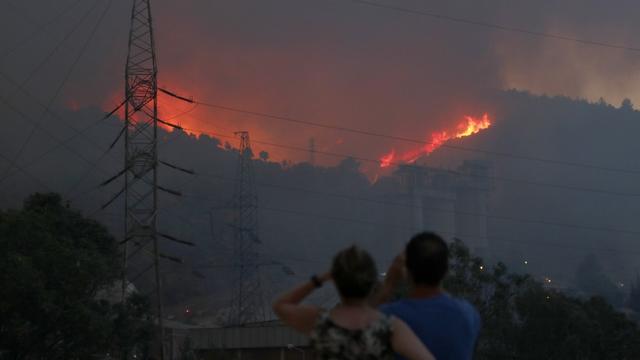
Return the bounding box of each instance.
[3,0,640,170]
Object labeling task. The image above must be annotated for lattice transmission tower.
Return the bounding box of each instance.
[122,0,164,357]
[227,131,266,326]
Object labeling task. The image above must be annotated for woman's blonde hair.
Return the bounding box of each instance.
[331,245,378,298]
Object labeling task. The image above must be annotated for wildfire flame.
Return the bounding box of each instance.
[379,149,396,168]
[379,113,491,168]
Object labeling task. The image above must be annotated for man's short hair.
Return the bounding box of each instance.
[331,245,378,298]
[406,232,449,286]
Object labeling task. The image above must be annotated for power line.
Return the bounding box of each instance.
[110,208,320,270]
[104,176,639,279]
[0,94,123,209]
[0,2,135,204]
[134,179,637,275]
[148,179,631,267]
[0,152,52,192]
[0,0,108,180]
[0,1,130,191]
[0,98,181,197]
[178,192,640,257]
[0,85,123,198]
[160,90,640,176]
[5,2,38,25]
[0,95,111,176]
[196,171,640,237]
[0,79,118,206]
[125,166,640,261]
[39,107,637,232]
[59,120,196,205]
[103,203,640,274]
[3,72,636,199]
[345,0,640,53]
[0,0,84,62]
[1,0,100,96]
[0,89,184,203]
[114,184,637,282]
[173,124,640,198]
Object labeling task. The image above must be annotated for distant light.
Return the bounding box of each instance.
[479,265,484,271]
[524,260,528,265]
[381,272,387,277]
[546,295,550,300]
[545,277,552,284]
[619,282,625,288]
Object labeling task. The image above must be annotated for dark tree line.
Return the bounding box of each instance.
[446,240,640,359]
[630,275,640,315]
[0,193,153,359]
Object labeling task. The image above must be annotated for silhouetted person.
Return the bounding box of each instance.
[376,232,481,360]
[273,245,434,360]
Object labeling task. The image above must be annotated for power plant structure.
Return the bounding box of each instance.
[380,159,493,258]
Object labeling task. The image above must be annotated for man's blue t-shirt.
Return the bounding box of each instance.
[381,294,480,360]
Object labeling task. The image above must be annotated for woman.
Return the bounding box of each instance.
[273,245,435,360]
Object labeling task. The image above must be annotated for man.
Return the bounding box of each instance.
[377,232,481,360]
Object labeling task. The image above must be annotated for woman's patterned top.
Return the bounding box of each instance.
[310,310,395,360]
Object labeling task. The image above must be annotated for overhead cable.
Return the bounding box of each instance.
[159,88,640,176]
[175,125,640,198]
[346,0,640,53]
[198,171,640,237]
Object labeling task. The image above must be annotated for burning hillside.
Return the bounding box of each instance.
[379,113,491,168]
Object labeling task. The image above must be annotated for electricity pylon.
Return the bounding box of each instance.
[227,131,265,326]
[122,0,164,357]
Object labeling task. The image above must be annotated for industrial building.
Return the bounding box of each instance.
[167,321,311,360]
[378,159,492,258]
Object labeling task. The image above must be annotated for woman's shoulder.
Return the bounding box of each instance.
[318,307,392,332]
[311,307,333,331]
[366,309,394,333]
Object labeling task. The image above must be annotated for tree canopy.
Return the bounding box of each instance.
[0,193,152,359]
[574,253,624,307]
[445,239,640,359]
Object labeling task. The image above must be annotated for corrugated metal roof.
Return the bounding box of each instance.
[188,322,309,349]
